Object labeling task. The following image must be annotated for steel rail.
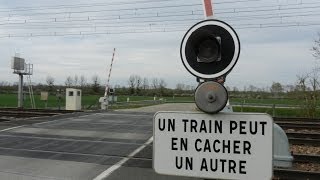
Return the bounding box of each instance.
[289,138,320,146]
[293,154,320,164]
[0,108,82,113]
[286,132,320,139]
[273,169,320,180]
[277,123,320,131]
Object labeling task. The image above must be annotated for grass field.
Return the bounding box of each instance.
[232,106,315,118]
[230,98,302,106]
[0,94,194,109]
[1,93,318,117]
[0,94,99,109]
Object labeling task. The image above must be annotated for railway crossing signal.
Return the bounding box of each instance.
[180,14,240,114]
[153,0,293,179]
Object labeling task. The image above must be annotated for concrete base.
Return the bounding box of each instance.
[273,123,293,168]
[99,97,108,110]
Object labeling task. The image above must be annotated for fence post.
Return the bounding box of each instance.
[272,104,276,117]
[241,99,244,112]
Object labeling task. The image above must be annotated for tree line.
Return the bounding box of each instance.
[0,74,316,98]
[0,74,195,97]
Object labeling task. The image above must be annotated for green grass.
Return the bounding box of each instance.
[230,98,302,106]
[232,106,319,118]
[116,96,194,102]
[0,94,194,109]
[0,93,102,109]
[1,93,319,118]
[165,96,194,102]
[117,96,155,102]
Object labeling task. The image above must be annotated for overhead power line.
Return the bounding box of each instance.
[216,0,320,12]
[5,3,203,17]
[2,2,320,25]
[0,0,261,12]
[0,0,318,19]
[0,0,319,39]
[1,7,320,28]
[0,0,176,12]
[2,9,320,31]
[1,20,320,39]
[0,11,204,26]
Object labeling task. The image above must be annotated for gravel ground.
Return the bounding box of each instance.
[291,145,320,155]
[116,103,198,113]
[286,129,320,133]
[293,162,320,172]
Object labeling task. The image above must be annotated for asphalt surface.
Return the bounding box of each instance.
[0,104,200,180]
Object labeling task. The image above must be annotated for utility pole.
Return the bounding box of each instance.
[18,74,23,108]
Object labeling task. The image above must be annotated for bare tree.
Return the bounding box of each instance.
[306,71,319,118]
[234,86,239,91]
[176,83,185,91]
[65,76,73,87]
[46,76,54,86]
[159,79,167,88]
[142,78,149,91]
[135,75,142,95]
[46,76,55,92]
[248,85,257,92]
[74,75,79,87]
[284,85,295,93]
[312,32,320,59]
[151,78,159,90]
[159,78,167,96]
[80,75,87,88]
[0,81,10,87]
[295,73,320,118]
[270,82,283,97]
[128,75,136,95]
[295,75,307,92]
[91,75,100,93]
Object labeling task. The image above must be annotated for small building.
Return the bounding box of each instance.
[65,88,82,110]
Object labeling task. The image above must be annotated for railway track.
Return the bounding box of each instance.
[274,117,320,179]
[275,122,320,131]
[273,154,320,179]
[285,132,320,146]
[274,168,320,180]
[286,132,320,139]
[274,117,320,123]
[293,154,320,164]
[289,138,320,146]
[0,108,82,119]
[0,108,82,113]
[0,108,84,127]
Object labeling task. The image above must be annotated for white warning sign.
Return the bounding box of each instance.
[153,111,273,180]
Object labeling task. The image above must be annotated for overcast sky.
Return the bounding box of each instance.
[0,0,319,90]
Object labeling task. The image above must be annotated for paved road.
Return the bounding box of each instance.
[118,103,198,113]
[0,103,200,180]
